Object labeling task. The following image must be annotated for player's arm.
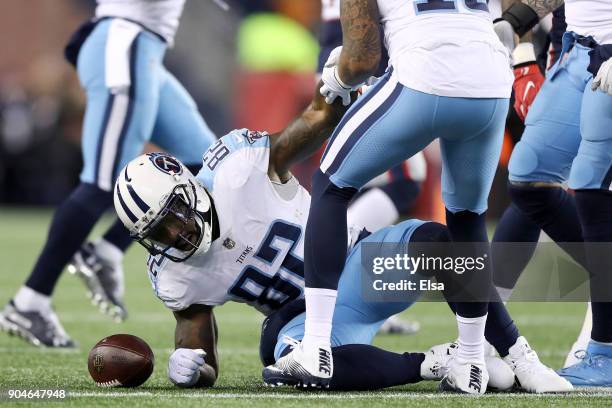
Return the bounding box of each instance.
[169,304,219,388]
[268,82,354,182]
[522,0,564,18]
[498,0,563,41]
[338,0,381,86]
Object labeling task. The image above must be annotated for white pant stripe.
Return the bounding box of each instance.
[97,92,129,191]
[320,74,399,174]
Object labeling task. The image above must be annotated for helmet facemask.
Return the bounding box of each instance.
[135,180,213,262]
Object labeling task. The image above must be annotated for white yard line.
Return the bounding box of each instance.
[65,391,612,399]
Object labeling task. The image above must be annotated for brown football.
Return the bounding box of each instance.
[87,334,154,387]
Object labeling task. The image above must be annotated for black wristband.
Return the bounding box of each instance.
[501,2,540,38]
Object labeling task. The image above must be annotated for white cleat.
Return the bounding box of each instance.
[484,342,515,392]
[439,356,488,395]
[421,342,457,380]
[262,337,332,388]
[504,336,573,393]
[423,342,513,391]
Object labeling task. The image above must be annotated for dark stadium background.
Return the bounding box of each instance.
[0,0,512,222]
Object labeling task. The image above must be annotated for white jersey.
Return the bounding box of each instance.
[321,0,340,21]
[96,0,185,45]
[378,0,513,98]
[566,0,612,45]
[147,129,310,315]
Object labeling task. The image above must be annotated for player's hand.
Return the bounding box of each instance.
[168,348,206,387]
[321,65,353,106]
[320,46,357,106]
[493,19,518,64]
[592,57,612,96]
[512,43,544,122]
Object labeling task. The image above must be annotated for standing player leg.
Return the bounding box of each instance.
[0,22,165,347]
[560,78,612,387]
[491,204,541,301]
[507,43,591,270]
[268,70,507,393]
[266,73,436,387]
[434,96,508,393]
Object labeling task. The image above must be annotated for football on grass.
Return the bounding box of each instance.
[88,334,154,387]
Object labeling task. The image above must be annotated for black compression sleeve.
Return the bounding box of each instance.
[500,2,540,37]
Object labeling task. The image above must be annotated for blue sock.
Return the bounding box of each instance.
[587,341,612,358]
[509,184,588,268]
[305,170,357,289]
[445,209,490,318]
[485,294,520,357]
[492,204,540,290]
[575,189,612,343]
[102,219,133,252]
[25,183,112,295]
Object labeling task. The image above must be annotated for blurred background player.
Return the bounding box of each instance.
[270,0,515,393]
[494,0,612,387]
[0,0,216,347]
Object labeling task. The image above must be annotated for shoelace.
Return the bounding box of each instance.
[282,335,301,348]
[512,346,547,375]
[572,350,596,366]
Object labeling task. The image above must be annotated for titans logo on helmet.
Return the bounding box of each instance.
[148,152,183,176]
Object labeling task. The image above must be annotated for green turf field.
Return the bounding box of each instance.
[0,208,610,407]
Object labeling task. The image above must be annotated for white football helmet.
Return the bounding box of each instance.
[113,153,214,262]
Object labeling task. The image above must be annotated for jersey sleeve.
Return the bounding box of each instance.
[147,255,227,311]
[196,129,270,192]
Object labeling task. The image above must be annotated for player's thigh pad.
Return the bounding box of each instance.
[569,81,612,190]
[509,43,591,185]
[150,69,216,165]
[77,20,166,191]
[320,71,436,189]
[437,97,508,213]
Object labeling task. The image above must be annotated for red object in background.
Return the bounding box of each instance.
[512,63,545,122]
[234,71,314,134]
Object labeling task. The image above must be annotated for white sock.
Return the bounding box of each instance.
[302,287,337,350]
[94,238,123,265]
[456,314,487,363]
[13,286,51,313]
[576,302,593,346]
[347,188,399,233]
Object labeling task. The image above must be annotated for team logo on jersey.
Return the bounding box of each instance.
[244,130,267,144]
[223,238,236,249]
[148,153,183,176]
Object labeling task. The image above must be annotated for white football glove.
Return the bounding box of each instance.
[168,348,206,387]
[320,46,360,106]
[592,57,612,96]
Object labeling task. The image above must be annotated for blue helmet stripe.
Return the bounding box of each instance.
[127,183,150,213]
[116,184,138,223]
